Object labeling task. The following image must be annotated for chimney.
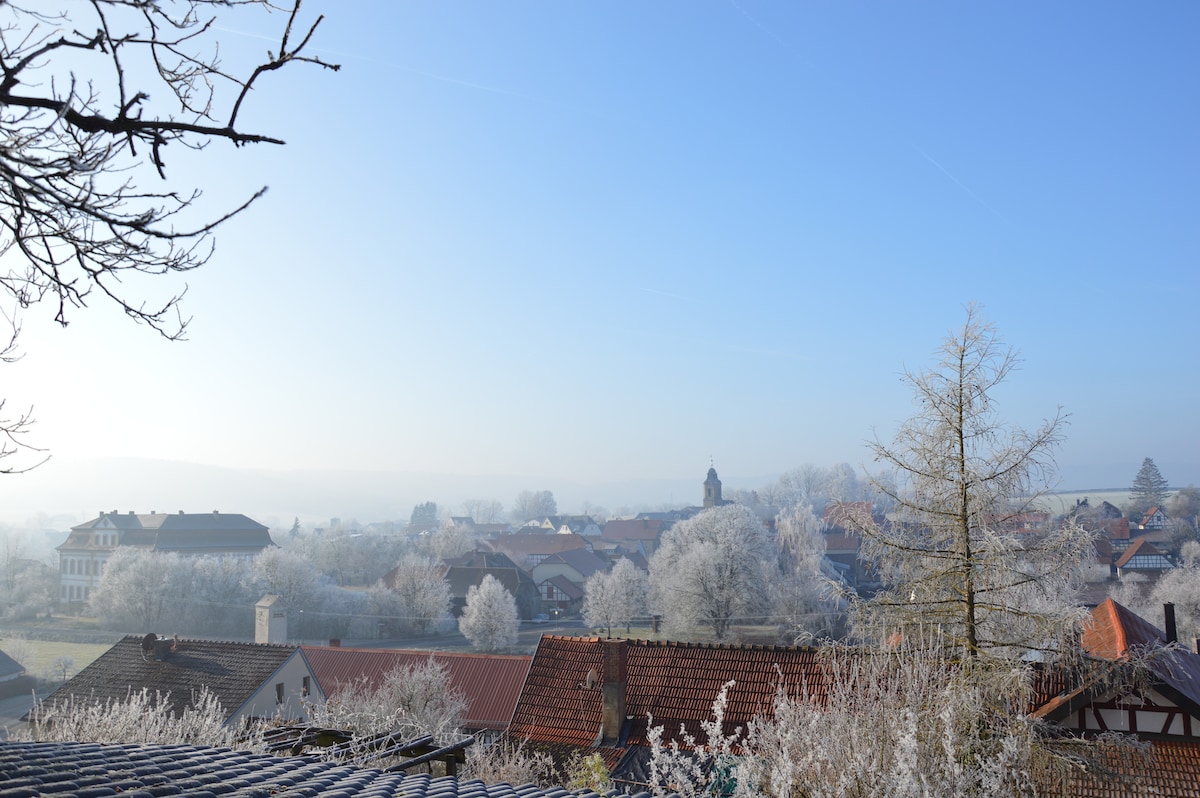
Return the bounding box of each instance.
[128,510,134,515]
[1164,603,1178,645]
[329,638,341,648]
[599,639,627,745]
[1194,638,1199,656]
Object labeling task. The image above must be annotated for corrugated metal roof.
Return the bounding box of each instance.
[303,646,531,731]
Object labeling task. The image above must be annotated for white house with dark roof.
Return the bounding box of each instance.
[56,510,275,608]
[38,634,322,725]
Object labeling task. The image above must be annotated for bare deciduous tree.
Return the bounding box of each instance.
[582,557,648,637]
[0,1,336,467]
[850,305,1094,658]
[512,490,556,523]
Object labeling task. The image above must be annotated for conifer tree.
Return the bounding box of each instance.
[1129,458,1170,518]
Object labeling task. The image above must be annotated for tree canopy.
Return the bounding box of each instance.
[0,1,336,470]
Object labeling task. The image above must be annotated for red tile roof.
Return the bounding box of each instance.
[302,646,531,731]
[507,636,828,749]
[1115,537,1172,570]
[1047,739,1200,797]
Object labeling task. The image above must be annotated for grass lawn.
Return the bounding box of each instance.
[0,639,113,682]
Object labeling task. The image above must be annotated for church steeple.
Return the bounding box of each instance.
[703,464,723,508]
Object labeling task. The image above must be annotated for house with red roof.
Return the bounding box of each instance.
[302,646,531,734]
[506,635,829,787]
[1115,537,1174,578]
[509,612,1200,796]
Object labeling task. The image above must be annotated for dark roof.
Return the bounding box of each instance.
[59,511,274,553]
[541,574,584,600]
[40,636,303,721]
[537,548,608,580]
[442,567,533,600]
[0,741,620,798]
[440,551,524,570]
[601,519,665,542]
[302,646,531,731]
[0,647,25,679]
[484,534,589,558]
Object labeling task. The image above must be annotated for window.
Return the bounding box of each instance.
[302,676,310,697]
[275,683,285,704]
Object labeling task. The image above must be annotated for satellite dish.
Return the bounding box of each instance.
[141,633,158,661]
[585,669,598,690]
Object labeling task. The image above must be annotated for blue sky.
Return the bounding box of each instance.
[9,1,1199,502]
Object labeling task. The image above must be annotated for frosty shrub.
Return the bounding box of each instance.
[566,752,613,793]
[19,686,261,750]
[731,646,1143,798]
[309,656,466,744]
[462,736,558,787]
[647,680,741,798]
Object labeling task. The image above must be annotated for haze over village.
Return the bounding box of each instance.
[0,1,1197,797]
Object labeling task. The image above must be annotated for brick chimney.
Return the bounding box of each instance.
[599,639,627,745]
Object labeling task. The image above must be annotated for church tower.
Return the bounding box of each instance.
[703,466,723,508]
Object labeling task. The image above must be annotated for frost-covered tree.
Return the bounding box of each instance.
[853,305,1094,658]
[649,504,773,640]
[458,574,519,652]
[416,520,477,562]
[310,657,466,745]
[89,548,191,630]
[727,647,1132,798]
[1129,457,1171,519]
[379,555,452,636]
[1112,541,1200,644]
[583,558,648,637]
[245,547,325,613]
[770,505,843,640]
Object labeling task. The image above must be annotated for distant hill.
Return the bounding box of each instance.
[3,456,1195,530]
[0,457,711,528]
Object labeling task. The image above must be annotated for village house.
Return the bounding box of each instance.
[531,548,609,592]
[56,510,275,609]
[36,634,323,726]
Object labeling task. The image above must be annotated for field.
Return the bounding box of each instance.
[0,638,113,682]
[1035,489,1134,516]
